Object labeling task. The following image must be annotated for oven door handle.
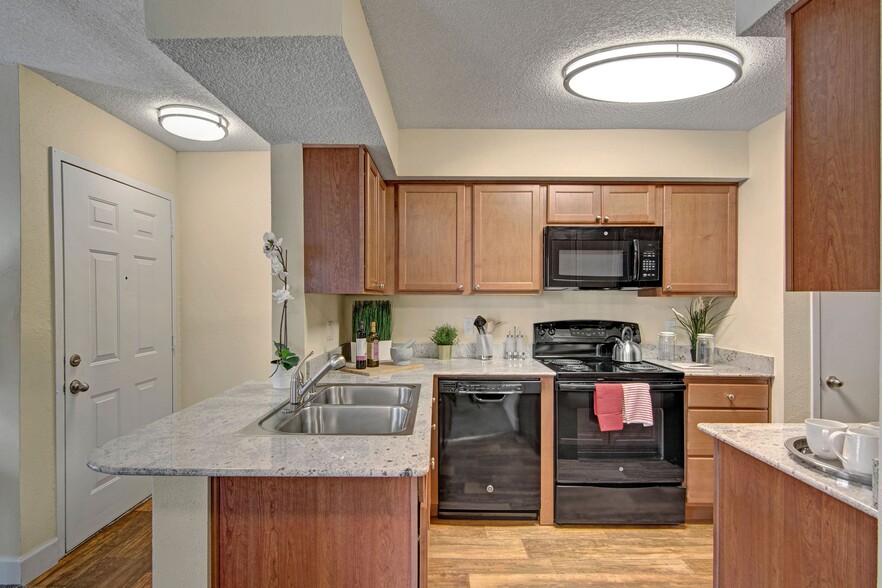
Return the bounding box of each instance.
[632,239,640,280]
[557,382,685,392]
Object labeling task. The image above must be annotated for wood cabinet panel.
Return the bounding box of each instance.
[787,0,880,292]
[214,477,416,587]
[397,184,469,293]
[472,184,542,292]
[546,185,601,224]
[601,185,660,225]
[686,457,714,505]
[687,383,770,409]
[303,147,364,294]
[662,185,737,295]
[687,409,768,457]
[715,441,877,586]
[364,153,387,293]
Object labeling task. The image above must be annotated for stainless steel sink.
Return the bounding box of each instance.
[237,383,420,436]
[275,405,413,435]
[311,385,414,406]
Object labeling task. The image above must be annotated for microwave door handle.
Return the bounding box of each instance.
[632,239,640,279]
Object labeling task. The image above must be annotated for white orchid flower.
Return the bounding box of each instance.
[263,231,276,244]
[272,285,293,304]
[271,256,284,275]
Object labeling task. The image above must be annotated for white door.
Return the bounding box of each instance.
[817,292,880,423]
[62,162,173,550]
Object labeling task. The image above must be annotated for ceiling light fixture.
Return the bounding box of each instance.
[157,105,229,141]
[563,41,743,103]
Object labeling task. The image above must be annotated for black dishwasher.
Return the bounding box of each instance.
[437,379,541,519]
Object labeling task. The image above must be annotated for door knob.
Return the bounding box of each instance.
[69,354,81,367]
[826,376,844,388]
[69,380,90,394]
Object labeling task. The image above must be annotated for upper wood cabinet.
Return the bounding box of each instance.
[786,0,880,291]
[303,146,390,294]
[661,185,738,296]
[547,184,660,225]
[397,184,469,293]
[472,184,543,293]
[364,155,387,293]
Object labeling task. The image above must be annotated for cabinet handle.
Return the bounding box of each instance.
[379,282,384,289]
[595,215,602,222]
[474,284,481,290]
[432,423,437,431]
[665,285,672,291]
[430,458,436,470]
[604,216,610,222]
[726,394,735,401]
[457,284,464,290]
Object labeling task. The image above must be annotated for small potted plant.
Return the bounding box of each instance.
[264,231,300,388]
[431,324,459,360]
[671,297,729,361]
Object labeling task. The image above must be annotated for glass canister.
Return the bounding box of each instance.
[658,331,676,361]
[695,333,715,365]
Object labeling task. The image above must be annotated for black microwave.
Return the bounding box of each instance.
[543,226,663,290]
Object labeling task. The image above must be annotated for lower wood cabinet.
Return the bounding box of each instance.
[212,476,427,587]
[684,376,771,521]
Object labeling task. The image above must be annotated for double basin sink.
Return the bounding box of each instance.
[238,384,420,436]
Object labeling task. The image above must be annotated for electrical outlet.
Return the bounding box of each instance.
[327,321,334,341]
[664,319,677,332]
[463,318,474,335]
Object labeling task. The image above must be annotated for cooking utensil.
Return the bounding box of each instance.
[474,316,487,335]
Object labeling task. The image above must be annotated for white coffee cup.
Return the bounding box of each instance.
[829,427,880,475]
[805,418,848,460]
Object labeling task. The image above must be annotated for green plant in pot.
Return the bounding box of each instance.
[671,297,729,361]
[431,324,459,360]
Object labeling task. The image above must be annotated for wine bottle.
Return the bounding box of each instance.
[355,320,367,369]
[367,321,380,368]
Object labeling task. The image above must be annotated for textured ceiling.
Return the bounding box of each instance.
[740,0,797,37]
[152,36,393,175]
[360,0,786,131]
[0,0,268,152]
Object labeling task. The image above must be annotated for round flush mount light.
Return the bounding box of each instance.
[157,105,229,141]
[563,41,743,103]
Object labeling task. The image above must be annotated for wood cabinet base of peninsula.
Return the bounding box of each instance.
[714,441,877,587]
[211,476,427,587]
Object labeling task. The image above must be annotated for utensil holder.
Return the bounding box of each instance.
[476,334,493,360]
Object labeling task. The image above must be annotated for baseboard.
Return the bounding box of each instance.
[0,537,60,586]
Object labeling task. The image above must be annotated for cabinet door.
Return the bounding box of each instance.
[601,185,660,225]
[662,185,737,295]
[397,185,469,293]
[547,185,602,224]
[364,154,387,293]
[472,185,543,293]
[787,0,880,291]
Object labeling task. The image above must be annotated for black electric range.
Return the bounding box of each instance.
[533,320,686,525]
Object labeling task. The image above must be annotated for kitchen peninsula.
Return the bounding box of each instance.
[700,423,878,586]
[88,358,555,587]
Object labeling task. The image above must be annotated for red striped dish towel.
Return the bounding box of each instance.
[622,383,653,427]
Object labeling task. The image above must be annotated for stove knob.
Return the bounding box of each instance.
[538,327,546,337]
[486,485,495,493]
[548,327,556,336]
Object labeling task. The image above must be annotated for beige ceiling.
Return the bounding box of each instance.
[360,0,786,131]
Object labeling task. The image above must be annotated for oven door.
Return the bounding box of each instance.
[554,380,686,524]
[544,228,637,289]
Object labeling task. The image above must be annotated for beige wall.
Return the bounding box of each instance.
[17,68,177,554]
[176,152,272,407]
[397,128,749,180]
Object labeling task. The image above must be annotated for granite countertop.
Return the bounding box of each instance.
[648,359,774,378]
[699,423,877,518]
[87,358,554,479]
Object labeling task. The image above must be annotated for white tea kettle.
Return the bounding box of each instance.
[610,327,643,363]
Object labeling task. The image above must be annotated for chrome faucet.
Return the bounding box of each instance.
[283,352,346,412]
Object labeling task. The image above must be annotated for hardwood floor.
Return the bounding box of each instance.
[428,521,713,587]
[29,499,713,587]
[29,500,152,588]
